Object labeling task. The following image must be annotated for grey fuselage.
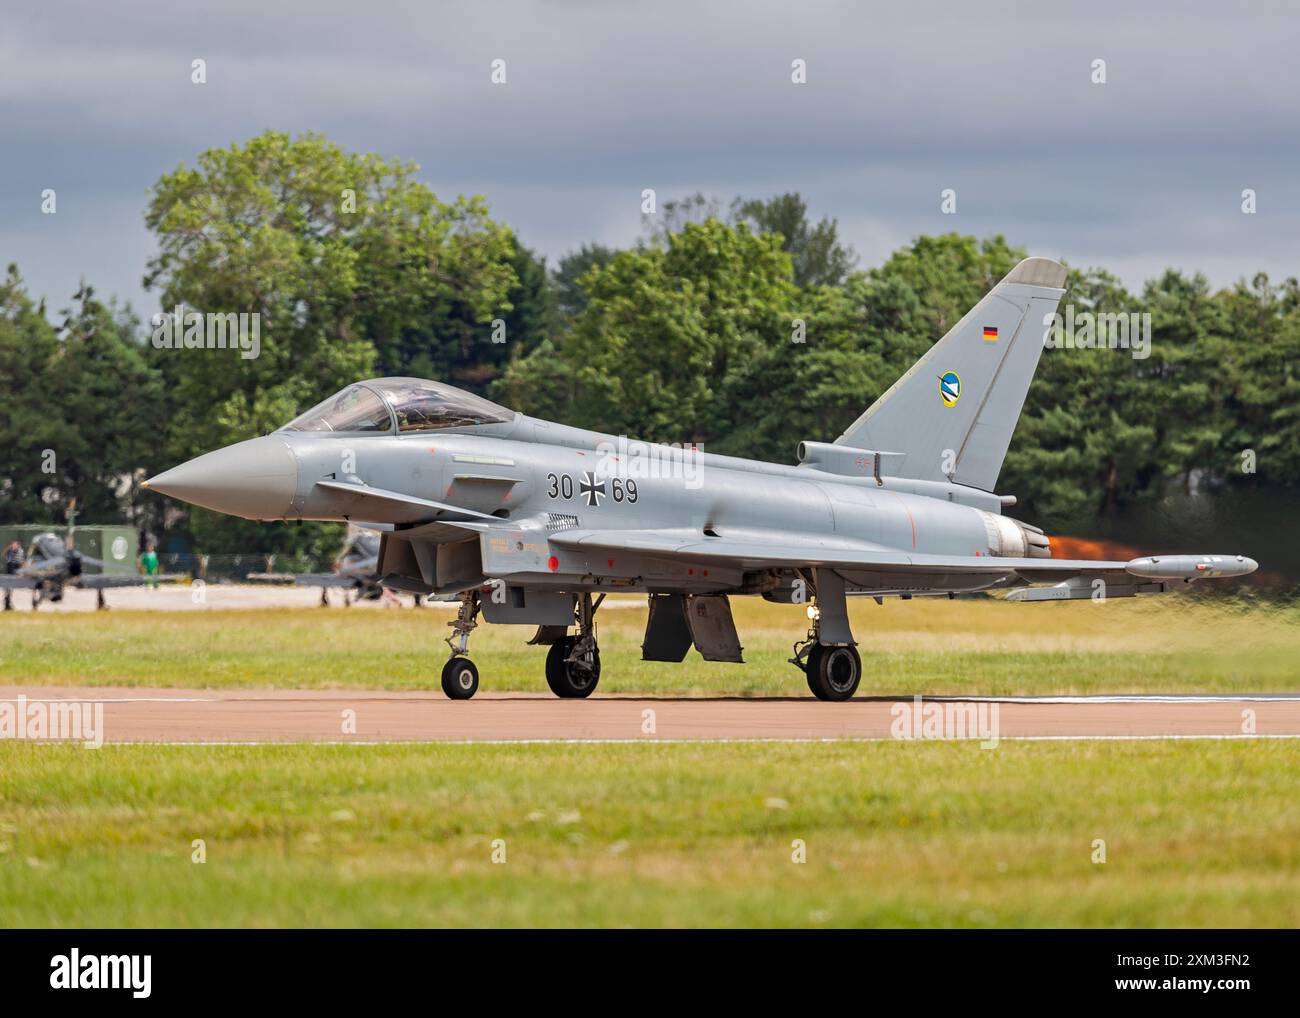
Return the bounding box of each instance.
[268,413,1024,598]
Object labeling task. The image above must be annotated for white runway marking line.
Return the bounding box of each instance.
[917,694,1300,703]
[0,696,215,703]
[2,693,1294,703]
[67,734,1300,747]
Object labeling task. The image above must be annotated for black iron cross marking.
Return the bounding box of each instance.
[580,472,606,507]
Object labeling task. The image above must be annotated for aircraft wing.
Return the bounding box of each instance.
[77,573,188,589]
[246,572,363,588]
[547,528,1254,588]
[0,575,40,589]
[549,528,1128,573]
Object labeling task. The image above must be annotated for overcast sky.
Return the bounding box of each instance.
[2,0,1296,318]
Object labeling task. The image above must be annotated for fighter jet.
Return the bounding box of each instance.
[247,529,427,606]
[144,257,1258,700]
[0,531,183,610]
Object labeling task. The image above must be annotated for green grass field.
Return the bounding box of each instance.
[3,595,1296,928]
[1,739,1297,927]
[1,593,1296,695]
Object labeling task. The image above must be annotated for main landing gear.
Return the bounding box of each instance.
[441,591,481,699]
[439,590,605,700]
[789,569,862,701]
[794,641,862,701]
[544,593,602,698]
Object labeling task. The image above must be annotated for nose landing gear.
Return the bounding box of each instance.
[440,656,479,699]
[441,591,481,699]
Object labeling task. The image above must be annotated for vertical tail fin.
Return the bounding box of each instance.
[835,256,1067,492]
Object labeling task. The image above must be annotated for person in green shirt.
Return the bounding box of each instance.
[140,542,159,589]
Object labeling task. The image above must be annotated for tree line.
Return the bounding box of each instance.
[1,130,1295,558]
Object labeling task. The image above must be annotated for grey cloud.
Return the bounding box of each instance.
[1,0,1296,316]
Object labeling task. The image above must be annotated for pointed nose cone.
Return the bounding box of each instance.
[145,436,298,520]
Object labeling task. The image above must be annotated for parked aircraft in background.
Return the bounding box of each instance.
[248,529,427,606]
[0,531,182,610]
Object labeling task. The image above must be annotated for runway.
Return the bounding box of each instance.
[4,687,1299,744]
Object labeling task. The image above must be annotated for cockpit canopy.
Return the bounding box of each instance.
[282,378,514,434]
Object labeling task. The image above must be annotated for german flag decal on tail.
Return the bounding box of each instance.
[982,326,998,341]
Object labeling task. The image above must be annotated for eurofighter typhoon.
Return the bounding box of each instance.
[144,258,1257,700]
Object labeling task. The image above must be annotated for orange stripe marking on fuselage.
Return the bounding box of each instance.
[885,491,917,549]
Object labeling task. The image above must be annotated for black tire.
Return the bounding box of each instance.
[805,644,861,701]
[545,636,601,698]
[805,660,820,696]
[441,657,479,699]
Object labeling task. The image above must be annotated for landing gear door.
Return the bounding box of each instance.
[435,538,484,593]
[685,594,744,663]
[642,593,692,662]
